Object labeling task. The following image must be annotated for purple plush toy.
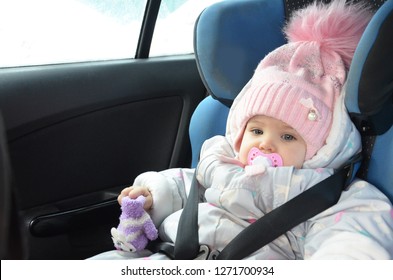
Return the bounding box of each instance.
[111,195,158,252]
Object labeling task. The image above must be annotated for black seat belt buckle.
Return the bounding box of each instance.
[343,152,363,189]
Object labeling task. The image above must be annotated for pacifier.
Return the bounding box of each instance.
[247,147,283,167]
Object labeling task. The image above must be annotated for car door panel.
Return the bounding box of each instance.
[0,55,206,259]
[10,95,183,209]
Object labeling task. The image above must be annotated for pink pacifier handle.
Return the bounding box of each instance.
[247,147,283,167]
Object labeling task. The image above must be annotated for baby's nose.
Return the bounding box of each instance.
[258,138,274,153]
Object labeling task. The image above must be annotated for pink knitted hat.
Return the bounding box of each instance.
[230,0,372,160]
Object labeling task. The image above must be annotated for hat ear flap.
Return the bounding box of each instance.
[234,128,245,153]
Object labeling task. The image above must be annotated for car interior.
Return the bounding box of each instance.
[0,0,392,260]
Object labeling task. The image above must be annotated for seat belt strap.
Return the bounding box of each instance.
[173,173,200,259]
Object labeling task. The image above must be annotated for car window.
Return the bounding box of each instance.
[150,0,223,57]
[0,0,223,68]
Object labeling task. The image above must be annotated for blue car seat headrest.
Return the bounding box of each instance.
[193,0,386,107]
[194,0,287,107]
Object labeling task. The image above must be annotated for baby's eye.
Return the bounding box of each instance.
[251,129,263,135]
[282,134,295,141]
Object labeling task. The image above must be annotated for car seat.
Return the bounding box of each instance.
[189,0,392,204]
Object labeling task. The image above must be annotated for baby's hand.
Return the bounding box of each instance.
[118,186,153,210]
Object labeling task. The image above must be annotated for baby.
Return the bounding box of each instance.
[92,0,393,260]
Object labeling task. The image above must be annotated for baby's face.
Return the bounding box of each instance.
[237,115,307,168]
